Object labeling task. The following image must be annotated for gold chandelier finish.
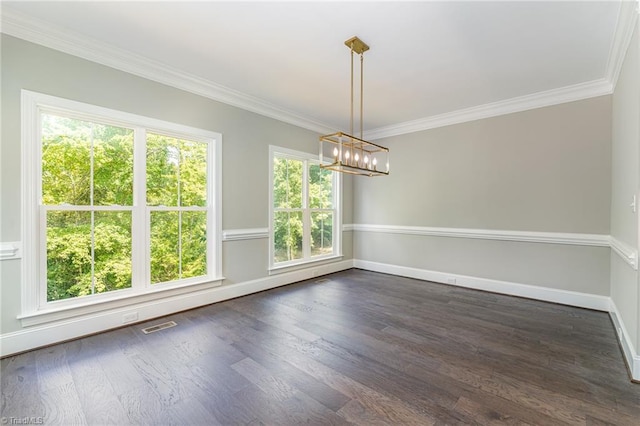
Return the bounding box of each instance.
[320,36,389,177]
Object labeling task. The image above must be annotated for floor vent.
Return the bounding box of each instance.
[141,321,177,334]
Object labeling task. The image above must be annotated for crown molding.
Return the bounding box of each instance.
[606,0,639,91]
[1,7,629,141]
[0,9,334,135]
[364,78,613,140]
[365,1,637,141]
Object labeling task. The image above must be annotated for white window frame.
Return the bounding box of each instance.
[268,145,342,273]
[20,90,223,324]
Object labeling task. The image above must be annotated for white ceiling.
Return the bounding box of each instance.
[0,1,632,138]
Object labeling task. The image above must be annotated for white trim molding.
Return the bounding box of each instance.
[353,259,611,312]
[0,10,334,136]
[609,299,640,381]
[343,224,355,232]
[0,242,22,260]
[0,259,354,357]
[351,224,610,247]
[606,0,640,90]
[223,225,354,241]
[364,79,613,140]
[610,236,639,270]
[223,228,269,242]
[0,8,624,142]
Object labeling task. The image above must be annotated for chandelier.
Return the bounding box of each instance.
[320,36,389,177]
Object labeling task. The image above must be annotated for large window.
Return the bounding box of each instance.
[22,91,222,317]
[269,146,341,270]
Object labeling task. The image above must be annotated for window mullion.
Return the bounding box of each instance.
[90,124,96,296]
[131,127,147,290]
[302,160,311,259]
[38,206,47,309]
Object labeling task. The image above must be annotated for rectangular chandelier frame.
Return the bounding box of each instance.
[319,131,389,177]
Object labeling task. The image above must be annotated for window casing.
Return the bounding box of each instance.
[21,91,222,320]
[269,146,341,271]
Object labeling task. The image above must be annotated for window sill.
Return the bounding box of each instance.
[18,277,224,327]
[269,255,343,276]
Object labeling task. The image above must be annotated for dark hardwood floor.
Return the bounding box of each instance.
[2,269,639,425]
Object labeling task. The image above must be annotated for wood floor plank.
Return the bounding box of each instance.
[0,352,46,421]
[231,357,298,402]
[40,382,88,425]
[452,396,532,426]
[228,335,352,412]
[183,372,256,425]
[226,326,440,424]
[2,269,639,425]
[68,355,130,425]
[35,346,73,393]
[126,351,186,407]
[118,385,177,425]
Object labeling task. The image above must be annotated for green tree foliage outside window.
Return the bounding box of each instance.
[272,154,335,264]
[147,133,208,284]
[42,115,134,301]
[42,114,209,302]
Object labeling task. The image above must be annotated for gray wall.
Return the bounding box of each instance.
[611,22,639,351]
[354,96,612,294]
[0,35,354,334]
[1,29,635,354]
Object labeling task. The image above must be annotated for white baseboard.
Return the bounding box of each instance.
[0,259,354,357]
[353,259,611,311]
[609,300,640,381]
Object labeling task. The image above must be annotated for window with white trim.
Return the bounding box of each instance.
[21,91,222,316]
[269,146,341,270]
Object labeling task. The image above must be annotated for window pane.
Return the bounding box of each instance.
[46,210,92,301]
[150,211,179,283]
[42,115,91,205]
[309,164,333,209]
[181,211,207,278]
[93,125,134,205]
[311,211,333,257]
[179,140,207,207]
[273,157,303,209]
[147,134,179,206]
[94,212,132,293]
[274,211,303,263]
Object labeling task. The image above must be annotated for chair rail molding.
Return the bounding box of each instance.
[222,228,269,242]
[224,225,356,242]
[351,224,610,247]
[610,236,638,270]
[0,242,22,260]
